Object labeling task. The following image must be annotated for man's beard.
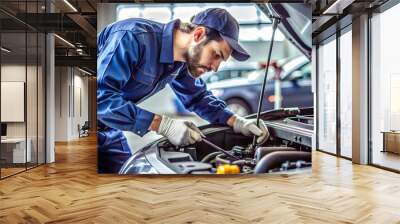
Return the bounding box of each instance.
[184,41,210,78]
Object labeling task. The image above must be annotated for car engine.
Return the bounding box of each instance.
[156,117,312,174]
[120,108,313,175]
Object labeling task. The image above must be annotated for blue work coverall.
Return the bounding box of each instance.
[97,18,234,173]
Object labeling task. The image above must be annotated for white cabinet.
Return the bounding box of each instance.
[1,138,32,163]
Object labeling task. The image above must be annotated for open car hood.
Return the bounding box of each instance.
[257,3,312,59]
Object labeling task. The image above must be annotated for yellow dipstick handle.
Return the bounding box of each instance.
[216,164,240,174]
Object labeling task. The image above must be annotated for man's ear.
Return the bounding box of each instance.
[193,26,206,43]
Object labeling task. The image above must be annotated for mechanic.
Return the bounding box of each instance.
[97,8,270,173]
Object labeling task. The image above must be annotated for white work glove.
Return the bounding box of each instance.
[233,116,270,145]
[157,115,203,146]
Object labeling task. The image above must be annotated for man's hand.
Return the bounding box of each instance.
[231,116,270,145]
[155,115,203,146]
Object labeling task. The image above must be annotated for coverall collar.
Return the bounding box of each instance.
[160,19,180,64]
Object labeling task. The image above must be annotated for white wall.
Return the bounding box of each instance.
[1,65,26,140]
[54,67,89,141]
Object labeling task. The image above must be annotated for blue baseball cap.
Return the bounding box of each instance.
[191,8,250,61]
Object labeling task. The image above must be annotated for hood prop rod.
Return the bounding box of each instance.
[252,17,281,150]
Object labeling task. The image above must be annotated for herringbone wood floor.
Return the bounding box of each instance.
[1,135,400,224]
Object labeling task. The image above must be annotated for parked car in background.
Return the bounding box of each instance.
[201,61,260,84]
[174,55,312,116]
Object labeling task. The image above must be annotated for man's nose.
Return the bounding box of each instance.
[210,60,221,72]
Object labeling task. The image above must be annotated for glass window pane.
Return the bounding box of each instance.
[38,32,45,165]
[229,6,258,24]
[371,3,400,171]
[173,6,204,22]
[239,27,260,42]
[1,30,27,177]
[339,30,352,158]
[0,1,46,179]
[117,7,141,21]
[27,31,38,169]
[142,7,171,23]
[317,38,337,154]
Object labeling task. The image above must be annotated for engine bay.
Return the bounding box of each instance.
[156,112,312,174]
[119,108,313,175]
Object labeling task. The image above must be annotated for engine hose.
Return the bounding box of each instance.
[201,152,223,163]
[215,154,231,164]
[254,146,296,162]
[254,151,311,174]
[232,160,246,166]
